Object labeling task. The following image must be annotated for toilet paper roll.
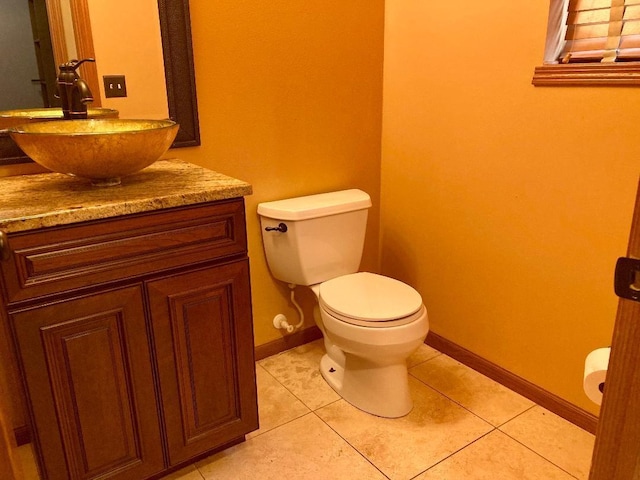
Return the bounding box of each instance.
[583,347,611,405]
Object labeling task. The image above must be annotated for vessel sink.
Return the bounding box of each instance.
[9,119,179,186]
[0,107,119,130]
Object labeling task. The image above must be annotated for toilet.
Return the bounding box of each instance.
[258,189,429,418]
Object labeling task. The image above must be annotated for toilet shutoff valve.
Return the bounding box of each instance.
[273,314,295,333]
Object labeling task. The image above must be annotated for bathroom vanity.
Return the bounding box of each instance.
[0,160,258,479]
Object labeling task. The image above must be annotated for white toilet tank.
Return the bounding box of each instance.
[258,189,372,286]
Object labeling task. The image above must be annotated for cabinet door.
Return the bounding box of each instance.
[11,286,164,480]
[148,260,258,465]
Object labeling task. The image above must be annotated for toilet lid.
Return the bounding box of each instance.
[319,272,423,323]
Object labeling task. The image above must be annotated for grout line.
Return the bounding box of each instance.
[408,355,539,429]
[407,429,497,480]
[255,362,317,410]
[246,411,313,441]
[497,429,582,480]
[248,364,312,439]
[408,372,496,429]
[406,351,443,370]
[310,409,392,480]
[494,403,537,428]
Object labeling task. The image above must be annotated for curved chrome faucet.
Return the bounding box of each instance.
[56,58,95,120]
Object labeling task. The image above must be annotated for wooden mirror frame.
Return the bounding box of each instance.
[46,0,102,108]
[0,0,200,167]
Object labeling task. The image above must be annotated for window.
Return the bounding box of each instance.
[533,0,640,86]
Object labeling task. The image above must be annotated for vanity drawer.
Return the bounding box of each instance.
[1,199,247,304]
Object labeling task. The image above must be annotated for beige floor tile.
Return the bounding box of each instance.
[195,413,387,480]
[407,343,441,368]
[159,464,204,479]
[500,406,595,479]
[247,365,310,439]
[410,354,535,426]
[316,377,492,480]
[415,430,576,480]
[258,339,340,410]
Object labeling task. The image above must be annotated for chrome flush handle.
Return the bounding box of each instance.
[0,231,11,261]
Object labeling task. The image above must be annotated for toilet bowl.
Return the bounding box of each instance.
[311,272,428,417]
[257,189,430,418]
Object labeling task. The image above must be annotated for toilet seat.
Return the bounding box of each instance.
[319,272,424,328]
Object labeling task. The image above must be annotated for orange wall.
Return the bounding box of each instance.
[177,1,385,346]
[89,0,168,119]
[382,1,640,414]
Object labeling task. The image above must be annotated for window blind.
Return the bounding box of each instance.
[560,0,640,62]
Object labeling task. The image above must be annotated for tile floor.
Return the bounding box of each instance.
[181,340,594,480]
[19,340,596,480]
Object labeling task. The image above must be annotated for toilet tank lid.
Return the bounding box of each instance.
[257,189,372,221]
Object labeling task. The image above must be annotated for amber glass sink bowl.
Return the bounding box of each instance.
[0,107,119,130]
[9,119,179,187]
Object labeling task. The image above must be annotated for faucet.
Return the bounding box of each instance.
[56,58,95,120]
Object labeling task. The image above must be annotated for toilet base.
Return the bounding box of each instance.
[320,353,413,418]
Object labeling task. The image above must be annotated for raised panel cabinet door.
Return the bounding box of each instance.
[11,286,164,480]
[147,259,258,465]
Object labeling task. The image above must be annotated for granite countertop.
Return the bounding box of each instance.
[0,159,252,233]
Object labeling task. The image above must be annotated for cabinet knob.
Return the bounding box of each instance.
[0,231,10,261]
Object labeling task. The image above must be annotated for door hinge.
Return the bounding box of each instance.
[614,257,640,302]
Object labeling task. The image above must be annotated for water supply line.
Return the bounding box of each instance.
[272,283,305,333]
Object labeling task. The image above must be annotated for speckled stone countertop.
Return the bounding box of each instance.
[0,159,252,233]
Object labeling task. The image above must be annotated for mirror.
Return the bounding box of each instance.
[0,0,200,167]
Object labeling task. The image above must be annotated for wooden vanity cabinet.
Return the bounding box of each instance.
[0,198,258,480]
[12,285,165,480]
[147,260,256,465]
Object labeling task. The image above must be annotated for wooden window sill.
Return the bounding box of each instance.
[533,63,640,86]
